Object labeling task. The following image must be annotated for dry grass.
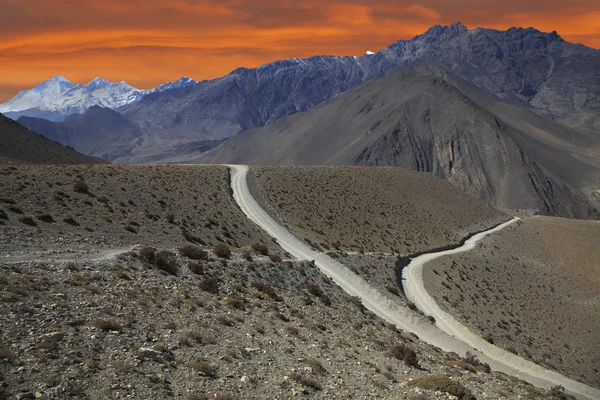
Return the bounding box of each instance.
[90,319,123,332]
[408,374,475,400]
[179,245,208,260]
[250,166,505,254]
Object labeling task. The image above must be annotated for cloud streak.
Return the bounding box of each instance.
[0,0,598,101]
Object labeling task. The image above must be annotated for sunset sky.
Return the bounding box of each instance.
[1,0,599,102]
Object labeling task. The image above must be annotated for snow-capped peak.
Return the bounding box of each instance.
[0,76,75,113]
[365,51,376,56]
[0,75,197,118]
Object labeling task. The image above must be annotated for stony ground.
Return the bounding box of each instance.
[0,164,572,399]
[0,244,561,400]
[0,164,281,254]
[424,216,600,389]
[248,166,507,255]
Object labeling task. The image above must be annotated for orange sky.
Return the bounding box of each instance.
[1,0,599,102]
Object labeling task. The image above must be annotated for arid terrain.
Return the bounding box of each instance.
[248,165,507,255]
[424,216,600,389]
[0,163,572,399]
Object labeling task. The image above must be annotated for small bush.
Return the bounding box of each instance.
[462,352,490,373]
[0,209,7,220]
[113,269,131,280]
[73,180,89,194]
[90,319,123,332]
[408,374,475,400]
[213,243,231,258]
[0,345,15,360]
[289,373,322,390]
[269,253,282,262]
[139,247,157,263]
[35,213,54,223]
[242,250,253,261]
[253,281,283,302]
[179,245,208,260]
[199,277,220,294]
[188,262,204,275]
[307,283,323,297]
[18,216,36,226]
[389,343,419,367]
[154,251,179,275]
[251,243,269,255]
[122,224,137,233]
[62,216,79,226]
[306,358,327,374]
[191,361,217,377]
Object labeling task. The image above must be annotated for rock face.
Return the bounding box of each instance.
[0,113,106,164]
[200,69,600,219]
[18,106,142,161]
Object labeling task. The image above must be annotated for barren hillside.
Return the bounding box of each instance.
[424,216,600,389]
[248,165,507,254]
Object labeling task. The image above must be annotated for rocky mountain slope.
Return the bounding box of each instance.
[120,23,599,144]
[0,113,106,164]
[201,69,600,219]
[0,163,564,399]
[424,216,600,389]
[18,106,143,162]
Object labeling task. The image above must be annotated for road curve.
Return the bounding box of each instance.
[228,164,600,400]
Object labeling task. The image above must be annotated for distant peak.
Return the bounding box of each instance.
[421,22,468,39]
[365,51,376,56]
[89,77,109,85]
[49,76,71,82]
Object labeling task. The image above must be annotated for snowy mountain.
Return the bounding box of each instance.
[0,76,197,121]
[147,77,197,94]
[0,76,74,113]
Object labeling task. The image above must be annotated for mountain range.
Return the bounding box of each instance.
[0,76,196,121]
[5,22,600,218]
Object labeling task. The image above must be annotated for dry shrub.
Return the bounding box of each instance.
[306,283,323,297]
[199,277,220,294]
[179,245,208,260]
[0,345,14,360]
[269,253,282,262]
[123,224,137,233]
[462,352,490,373]
[289,372,322,390]
[191,361,217,377]
[408,374,475,400]
[113,269,131,280]
[188,262,204,275]
[213,243,231,258]
[18,216,36,226]
[90,319,123,332]
[154,250,179,275]
[306,358,327,374]
[73,180,89,194]
[251,243,269,255]
[389,343,419,367]
[0,209,8,220]
[139,247,157,263]
[35,213,54,223]
[253,281,283,302]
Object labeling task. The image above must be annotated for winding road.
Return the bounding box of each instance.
[228,164,600,400]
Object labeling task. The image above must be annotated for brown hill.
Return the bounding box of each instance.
[0,113,105,165]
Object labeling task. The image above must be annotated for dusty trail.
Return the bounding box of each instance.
[0,246,137,265]
[228,164,600,400]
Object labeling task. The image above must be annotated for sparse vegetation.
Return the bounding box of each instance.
[389,343,419,367]
[408,374,475,400]
[73,180,89,194]
[289,372,322,390]
[18,216,36,226]
[191,361,217,377]
[213,243,231,258]
[90,319,123,332]
[251,243,269,255]
[34,213,54,223]
[179,245,208,260]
